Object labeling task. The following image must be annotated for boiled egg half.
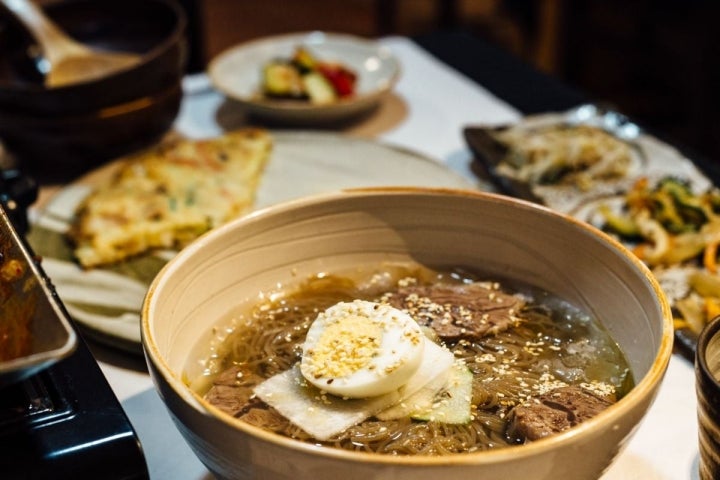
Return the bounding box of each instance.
[300,300,425,398]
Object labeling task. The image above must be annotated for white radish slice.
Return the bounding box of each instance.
[253,340,454,440]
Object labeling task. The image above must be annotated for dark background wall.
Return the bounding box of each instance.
[183,0,720,164]
[559,1,720,164]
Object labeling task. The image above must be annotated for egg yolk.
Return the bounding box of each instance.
[303,314,382,380]
[300,300,425,398]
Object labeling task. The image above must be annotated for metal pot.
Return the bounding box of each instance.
[0,169,77,386]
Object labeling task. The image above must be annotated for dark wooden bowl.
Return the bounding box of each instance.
[0,0,187,114]
[0,0,187,178]
[0,80,183,181]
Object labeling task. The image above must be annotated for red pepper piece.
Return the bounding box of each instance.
[316,63,357,97]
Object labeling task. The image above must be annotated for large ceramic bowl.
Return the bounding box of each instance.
[142,188,673,480]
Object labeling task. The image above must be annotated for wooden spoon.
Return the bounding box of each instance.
[1,0,141,88]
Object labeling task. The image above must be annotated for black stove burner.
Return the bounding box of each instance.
[0,373,62,429]
[0,335,149,479]
[0,168,148,479]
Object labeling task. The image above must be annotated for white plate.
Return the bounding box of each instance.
[208,32,400,124]
[26,132,475,354]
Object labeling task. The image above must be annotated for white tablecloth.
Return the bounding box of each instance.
[93,36,700,480]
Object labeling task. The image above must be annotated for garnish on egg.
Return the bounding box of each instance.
[300,300,425,398]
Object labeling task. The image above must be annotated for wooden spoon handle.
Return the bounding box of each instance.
[0,0,89,64]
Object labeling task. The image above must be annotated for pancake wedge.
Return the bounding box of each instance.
[69,128,272,268]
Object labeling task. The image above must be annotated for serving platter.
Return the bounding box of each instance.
[26,131,475,354]
[465,104,718,359]
[465,104,711,213]
[208,31,400,125]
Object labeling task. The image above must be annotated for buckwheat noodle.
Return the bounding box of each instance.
[198,266,631,455]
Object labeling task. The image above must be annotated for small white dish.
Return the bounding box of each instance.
[208,32,400,124]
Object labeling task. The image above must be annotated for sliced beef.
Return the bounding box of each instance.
[204,364,265,417]
[506,385,616,442]
[382,282,525,341]
[205,364,293,434]
[238,404,290,432]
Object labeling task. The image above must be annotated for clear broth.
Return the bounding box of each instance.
[186,263,633,454]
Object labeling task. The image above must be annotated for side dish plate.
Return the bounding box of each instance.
[465,104,711,213]
[27,132,474,354]
[208,32,400,125]
[465,104,717,360]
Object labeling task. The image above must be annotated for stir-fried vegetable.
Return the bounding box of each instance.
[599,176,720,333]
[600,177,720,267]
[495,125,636,190]
[260,46,357,104]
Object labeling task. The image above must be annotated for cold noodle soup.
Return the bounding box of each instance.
[186,263,633,455]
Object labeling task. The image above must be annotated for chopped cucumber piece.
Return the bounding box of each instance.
[377,361,473,424]
[412,362,472,424]
[302,72,337,104]
[599,204,640,238]
[263,62,304,98]
[376,369,447,421]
